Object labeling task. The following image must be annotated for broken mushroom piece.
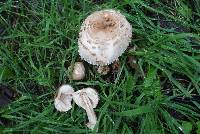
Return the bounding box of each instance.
[78,9,132,66]
[54,85,74,112]
[97,66,110,75]
[72,88,99,130]
[70,62,85,80]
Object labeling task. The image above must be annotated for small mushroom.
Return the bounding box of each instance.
[70,62,85,80]
[54,85,74,112]
[72,88,99,130]
[78,9,132,66]
[97,66,110,75]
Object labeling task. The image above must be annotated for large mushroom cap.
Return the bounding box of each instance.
[78,9,132,66]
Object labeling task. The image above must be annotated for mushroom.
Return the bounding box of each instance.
[78,9,132,66]
[70,62,85,80]
[97,65,110,75]
[72,88,99,130]
[54,85,74,112]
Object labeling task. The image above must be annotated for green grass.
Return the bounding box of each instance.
[0,0,200,133]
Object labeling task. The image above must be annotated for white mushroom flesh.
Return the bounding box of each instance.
[78,9,132,66]
[73,88,99,130]
[54,85,74,112]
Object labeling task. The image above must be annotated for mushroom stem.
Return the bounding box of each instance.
[80,92,97,129]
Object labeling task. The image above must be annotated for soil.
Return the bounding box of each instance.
[0,84,15,107]
[0,84,15,126]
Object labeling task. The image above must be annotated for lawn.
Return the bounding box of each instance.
[0,0,200,133]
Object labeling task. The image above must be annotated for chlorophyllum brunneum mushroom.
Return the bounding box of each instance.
[54,85,74,112]
[69,62,85,80]
[54,85,99,130]
[78,9,132,66]
[73,88,99,130]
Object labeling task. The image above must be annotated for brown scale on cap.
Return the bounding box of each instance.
[88,12,119,41]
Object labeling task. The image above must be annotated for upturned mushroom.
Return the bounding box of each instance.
[72,88,99,130]
[78,9,132,66]
[54,85,74,112]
